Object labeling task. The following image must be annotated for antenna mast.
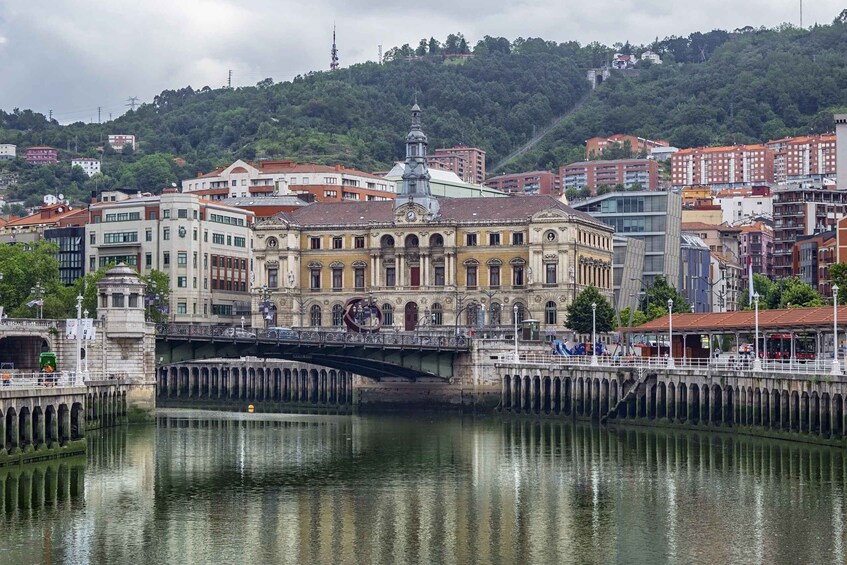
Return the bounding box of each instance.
[331,25,339,71]
[800,0,803,28]
[126,96,139,111]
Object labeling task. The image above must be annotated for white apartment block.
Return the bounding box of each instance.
[107,134,137,152]
[71,157,101,177]
[715,193,773,225]
[0,144,16,161]
[85,189,255,323]
[181,159,393,198]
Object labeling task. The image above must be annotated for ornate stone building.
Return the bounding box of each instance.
[251,106,614,336]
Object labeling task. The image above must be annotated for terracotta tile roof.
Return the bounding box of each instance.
[622,307,847,334]
[6,206,81,227]
[739,222,772,234]
[681,221,741,233]
[281,195,608,229]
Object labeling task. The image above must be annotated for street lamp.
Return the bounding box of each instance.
[591,302,598,366]
[75,294,83,380]
[240,315,245,331]
[753,292,762,372]
[667,299,675,368]
[83,308,90,374]
[0,272,4,320]
[30,282,45,319]
[833,284,841,376]
[513,303,519,361]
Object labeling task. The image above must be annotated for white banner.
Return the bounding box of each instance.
[66,319,96,340]
[65,319,79,339]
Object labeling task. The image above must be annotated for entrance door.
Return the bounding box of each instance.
[410,266,421,288]
[404,302,418,331]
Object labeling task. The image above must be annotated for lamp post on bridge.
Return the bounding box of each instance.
[667,299,675,369]
[591,302,598,366]
[75,293,83,380]
[832,284,841,376]
[83,308,90,375]
[513,303,520,362]
[753,292,762,372]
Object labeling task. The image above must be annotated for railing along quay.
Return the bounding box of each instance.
[155,324,471,350]
[499,353,847,379]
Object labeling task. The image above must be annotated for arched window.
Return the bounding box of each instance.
[331,304,344,326]
[310,304,322,327]
[405,234,419,248]
[513,302,526,325]
[429,233,444,247]
[466,302,480,327]
[431,303,443,325]
[489,302,502,326]
[381,235,395,248]
[382,303,394,327]
[545,301,557,325]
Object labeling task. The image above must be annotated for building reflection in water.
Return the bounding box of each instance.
[4,412,847,564]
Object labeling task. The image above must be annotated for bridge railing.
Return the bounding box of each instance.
[0,318,58,330]
[156,323,471,350]
[0,372,85,389]
[499,353,846,379]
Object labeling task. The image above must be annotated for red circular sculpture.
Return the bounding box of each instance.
[343,297,383,333]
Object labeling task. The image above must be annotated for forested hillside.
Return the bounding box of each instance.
[4,19,847,210]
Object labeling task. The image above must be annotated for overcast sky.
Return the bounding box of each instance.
[0,0,842,123]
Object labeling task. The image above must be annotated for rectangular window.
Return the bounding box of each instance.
[233,236,246,248]
[310,237,321,250]
[177,303,187,314]
[512,232,524,245]
[204,231,208,242]
[333,237,343,249]
[89,232,96,244]
[193,277,197,289]
[310,269,321,290]
[89,256,96,271]
[193,229,198,241]
[226,235,232,246]
[163,228,170,241]
[112,294,125,307]
[354,268,365,289]
[177,252,187,266]
[268,268,278,288]
[193,252,198,268]
[103,232,138,244]
[490,266,500,287]
[332,269,343,290]
[467,266,478,288]
[178,209,188,219]
[145,253,152,267]
[489,233,500,246]
[146,229,152,241]
[466,234,477,246]
[211,255,218,268]
[204,254,208,268]
[545,263,557,285]
[513,265,525,287]
[148,212,156,221]
[385,267,396,287]
[129,294,139,308]
[177,276,187,288]
[163,210,170,219]
[212,233,225,245]
[104,212,141,222]
[354,236,365,249]
[434,266,445,286]
[163,252,170,266]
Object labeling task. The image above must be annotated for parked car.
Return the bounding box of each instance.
[267,326,297,339]
[223,327,256,339]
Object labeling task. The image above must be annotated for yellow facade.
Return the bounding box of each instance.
[252,199,614,337]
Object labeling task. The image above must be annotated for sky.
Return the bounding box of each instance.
[0,0,843,123]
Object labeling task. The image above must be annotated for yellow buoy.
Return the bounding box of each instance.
[247,404,254,413]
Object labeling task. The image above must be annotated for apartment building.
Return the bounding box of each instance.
[107,134,137,152]
[71,157,101,177]
[25,146,58,165]
[739,221,774,285]
[585,134,668,159]
[86,189,255,323]
[767,134,836,183]
[483,171,560,195]
[0,144,16,161]
[671,144,773,188]
[182,159,394,203]
[428,145,486,185]
[772,182,847,278]
[713,185,773,225]
[561,159,659,192]
[792,230,837,297]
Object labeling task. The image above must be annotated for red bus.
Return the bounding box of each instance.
[763,333,816,361]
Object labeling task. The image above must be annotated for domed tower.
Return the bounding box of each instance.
[396,103,440,220]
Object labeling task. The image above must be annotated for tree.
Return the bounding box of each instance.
[619,306,647,327]
[566,286,615,334]
[0,240,64,318]
[830,263,847,304]
[415,39,428,56]
[769,277,823,309]
[739,273,775,309]
[428,37,440,55]
[644,276,689,319]
[142,270,171,323]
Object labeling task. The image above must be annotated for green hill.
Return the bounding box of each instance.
[4,21,847,209]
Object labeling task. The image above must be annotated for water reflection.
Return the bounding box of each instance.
[4,412,847,564]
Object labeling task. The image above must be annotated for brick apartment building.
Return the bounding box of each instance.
[739,221,774,285]
[561,159,659,192]
[792,230,837,297]
[483,171,560,195]
[585,134,668,159]
[428,145,486,184]
[767,134,836,183]
[671,144,774,188]
[24,146,58,165]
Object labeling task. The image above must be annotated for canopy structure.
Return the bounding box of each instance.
[620,306,847,336]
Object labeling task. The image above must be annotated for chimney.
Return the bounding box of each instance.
[836,114,847,189]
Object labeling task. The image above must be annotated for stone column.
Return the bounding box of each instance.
[35,412,46,449]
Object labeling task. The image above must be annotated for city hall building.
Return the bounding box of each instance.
[251,105,614,335]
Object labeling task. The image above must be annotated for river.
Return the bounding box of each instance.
[1,410,845,564]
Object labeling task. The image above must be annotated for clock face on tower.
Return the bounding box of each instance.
[406,210,417,222]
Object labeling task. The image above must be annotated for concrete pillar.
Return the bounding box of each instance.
[35,412,46,449]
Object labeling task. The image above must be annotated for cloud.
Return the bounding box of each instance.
[0,0,843,121]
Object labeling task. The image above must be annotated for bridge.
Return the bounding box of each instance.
[155,324,472,381]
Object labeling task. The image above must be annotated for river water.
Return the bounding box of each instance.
[1,410,845,564]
